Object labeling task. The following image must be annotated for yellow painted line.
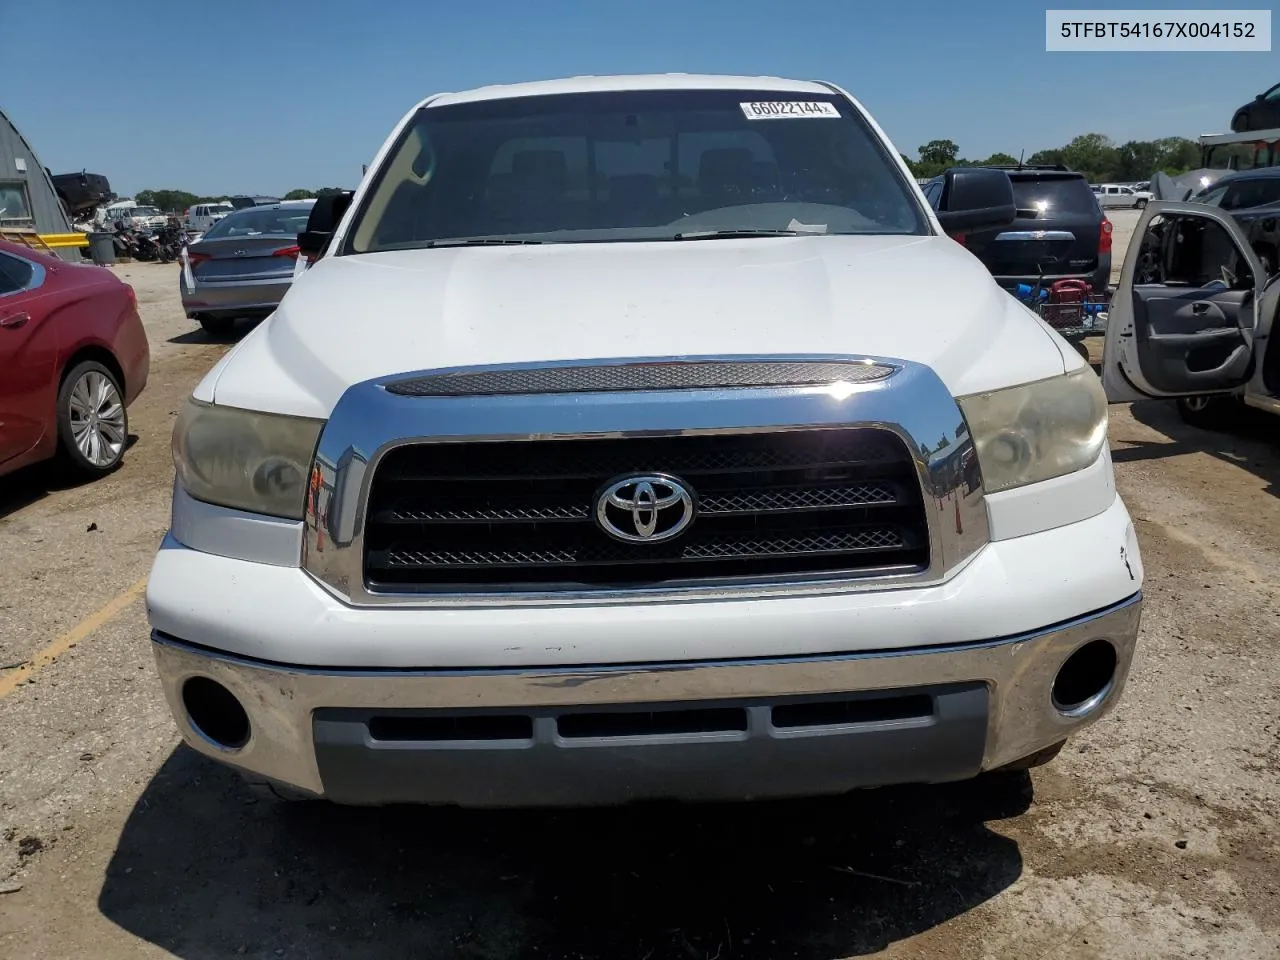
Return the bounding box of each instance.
[0,576,148,699]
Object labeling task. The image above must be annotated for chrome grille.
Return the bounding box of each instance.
[362,428,929,593]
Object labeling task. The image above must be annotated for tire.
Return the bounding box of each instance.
[1071,340,1091,362]
[1230,109,1250,133]
[198,314,237,338]
[1176,394,1238,430]
[56,361,128,477]
[1135,198,1147,209]
[999,739,1066,771]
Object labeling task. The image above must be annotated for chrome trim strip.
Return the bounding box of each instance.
[150,593,1142,795]
[301,354,988,607]
[385,358,896,396]
[993,230,1075,242]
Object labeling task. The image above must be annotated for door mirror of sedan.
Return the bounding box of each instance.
[935,167,1016,234]
[297,190,355,260]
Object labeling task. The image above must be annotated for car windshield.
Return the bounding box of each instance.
[346,89,926,252]
[133,206,160,217]
[202,206,313,238]
[1195,177,1280,211]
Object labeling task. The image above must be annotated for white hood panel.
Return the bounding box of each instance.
[205,235,1070,418]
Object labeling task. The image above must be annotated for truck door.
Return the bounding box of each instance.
[1101,201,1263,402]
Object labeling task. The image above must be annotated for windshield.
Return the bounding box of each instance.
[346,89,926,252]
[132,206,160,217]
[202,206,313,238]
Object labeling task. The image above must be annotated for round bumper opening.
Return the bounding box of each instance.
[1052,639,1118,717]
[182,676,250,750]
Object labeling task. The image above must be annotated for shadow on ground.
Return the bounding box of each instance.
[1116,400,1280,499]
[167,318,260,346]
[99,746,1029,959]
[0,436,140,521]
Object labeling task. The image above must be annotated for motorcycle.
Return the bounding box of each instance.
[111,219,169,262]
[154,218,186,263]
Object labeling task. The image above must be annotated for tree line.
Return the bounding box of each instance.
[902,134,1203,183]
[132,187,348,211]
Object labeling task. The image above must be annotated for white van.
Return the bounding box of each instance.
[186,202,235,233]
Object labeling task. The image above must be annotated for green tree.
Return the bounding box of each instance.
[918,139,959,167]
[284,188,316,200]
[909,140,961,179]
[134,188,200,213]
[1060,133,1119,182]
[977,152,1018,166]
[1026,148,1065,167]
[1152,137,1200,173]
[1114,140,1161,181]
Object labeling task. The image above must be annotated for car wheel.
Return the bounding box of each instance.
[1176,394,1238,430]
[1135,198,1147,209]
[1231,109,1250,133]
[198,315,237,338]
[56,361,128,476]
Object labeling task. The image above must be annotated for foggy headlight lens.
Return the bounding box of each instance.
[172,399,324,519]
[958,368,1107,494]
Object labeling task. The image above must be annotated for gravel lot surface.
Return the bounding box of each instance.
[0,257,1276,959]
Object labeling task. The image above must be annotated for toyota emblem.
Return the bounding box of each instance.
[595,474,695,543]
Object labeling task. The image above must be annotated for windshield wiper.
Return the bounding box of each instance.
[674,229,805,240]
[424,238,544,248]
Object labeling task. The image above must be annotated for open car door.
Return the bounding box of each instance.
[1101,201,1263,403]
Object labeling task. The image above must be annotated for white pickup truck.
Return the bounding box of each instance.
[147,75,1145,806]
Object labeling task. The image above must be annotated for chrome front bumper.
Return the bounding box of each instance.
[152,593,1141,806]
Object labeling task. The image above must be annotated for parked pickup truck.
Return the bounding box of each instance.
[147,75,1145,806]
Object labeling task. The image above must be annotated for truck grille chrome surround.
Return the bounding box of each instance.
[301,355,988,607]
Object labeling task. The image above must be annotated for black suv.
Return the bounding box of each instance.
[924,165,1111,294]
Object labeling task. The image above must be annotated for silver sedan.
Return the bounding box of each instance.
[180,200,315,337]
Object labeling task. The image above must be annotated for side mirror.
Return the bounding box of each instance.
[935,167,1016,234]
[298,190,355,260]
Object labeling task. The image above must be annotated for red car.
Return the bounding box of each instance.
[0,240,149,478]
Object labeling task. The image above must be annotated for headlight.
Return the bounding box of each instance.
[957,368,1107,494]
[172,399,324,519]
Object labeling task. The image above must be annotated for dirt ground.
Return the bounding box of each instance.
[0,258,1277,960]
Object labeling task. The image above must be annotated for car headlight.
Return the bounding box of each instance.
[957,368,1107,494]
[172,399,324,519]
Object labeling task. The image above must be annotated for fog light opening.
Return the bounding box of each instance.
[182,677,250,750]
[1052,639,1118,716]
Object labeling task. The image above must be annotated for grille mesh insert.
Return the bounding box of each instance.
[385,361,895,397]
[363,429,928,592]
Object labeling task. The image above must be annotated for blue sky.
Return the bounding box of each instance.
[6,0,1274,196]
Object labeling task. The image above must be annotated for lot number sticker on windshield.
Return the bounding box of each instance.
[740,101,840,120]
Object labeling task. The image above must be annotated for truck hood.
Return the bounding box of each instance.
[202,235,1074,418]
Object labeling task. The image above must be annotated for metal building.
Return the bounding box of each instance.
[0,106,74,259]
